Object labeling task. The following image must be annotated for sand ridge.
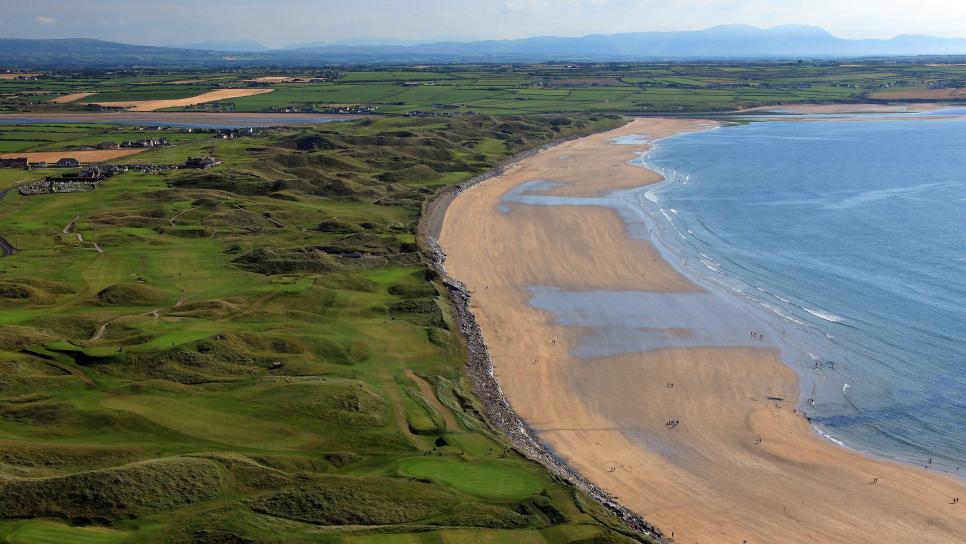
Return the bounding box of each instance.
[87,88,274,112]
[439,117,966,543]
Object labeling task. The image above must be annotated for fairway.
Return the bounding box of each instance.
[101,395,320,449]
[6,521,128,544]
[399,457,544,500]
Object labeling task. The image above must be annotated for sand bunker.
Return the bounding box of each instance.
[87,88,274,112]
[0,149,146,163]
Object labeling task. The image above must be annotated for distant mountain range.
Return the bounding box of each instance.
[170,39,270,52]
[4,25,966,68]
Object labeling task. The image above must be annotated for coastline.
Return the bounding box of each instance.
[438,118,966,543]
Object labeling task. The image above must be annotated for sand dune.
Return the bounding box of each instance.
[0,149,146,163]
[87,88,274,112]
[439,118,966,543]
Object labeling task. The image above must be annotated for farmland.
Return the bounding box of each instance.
[5,62,966,116]
[0,114,647,543]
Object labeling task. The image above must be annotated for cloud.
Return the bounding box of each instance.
[35,15,56,25]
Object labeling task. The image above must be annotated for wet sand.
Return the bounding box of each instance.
[439,117,966,543]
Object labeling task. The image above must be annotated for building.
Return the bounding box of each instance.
[102,164,129,175]
[95,142,121,150]
[56,158,80,168]
[183,156,221,169]
[121,138,168,148]
[0,157,28,169]
[48,165,107,182]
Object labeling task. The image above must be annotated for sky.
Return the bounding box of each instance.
[3,0,966,49]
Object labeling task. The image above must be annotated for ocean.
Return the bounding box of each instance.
[637,115,966,472]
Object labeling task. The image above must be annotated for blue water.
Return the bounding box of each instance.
[639,117,966,471]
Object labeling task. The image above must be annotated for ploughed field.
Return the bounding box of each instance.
[0,114,646,543]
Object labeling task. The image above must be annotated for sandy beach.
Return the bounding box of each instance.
[439,118,966,543]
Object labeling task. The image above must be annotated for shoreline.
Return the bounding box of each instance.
[438,117,966,543]
[635,122,966,476]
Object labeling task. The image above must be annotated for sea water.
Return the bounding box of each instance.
[639,116,966,471]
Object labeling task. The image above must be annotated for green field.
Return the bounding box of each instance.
[4,61,966,115]
[4,520,129,544]
[0,115,647,543]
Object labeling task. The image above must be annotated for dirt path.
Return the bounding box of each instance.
[169,207,193,227]
[404,368,461,432]
[262,214,287,228]
[90,321,111,341]
[63,215,80,234]
[63,215,103,252]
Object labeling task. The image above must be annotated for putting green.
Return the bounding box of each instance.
[7,521,128,544]
[399,457,543,500]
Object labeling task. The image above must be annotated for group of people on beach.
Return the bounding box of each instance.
[665,419,680,428]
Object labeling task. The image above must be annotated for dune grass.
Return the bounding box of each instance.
[0,114,647,543]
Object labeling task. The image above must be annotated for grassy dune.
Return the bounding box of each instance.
[0,115,646,543]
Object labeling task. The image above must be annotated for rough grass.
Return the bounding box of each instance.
[0,114,644,543]
[89,284,171,307]
[0,457,225,520]
[247,475,456,525]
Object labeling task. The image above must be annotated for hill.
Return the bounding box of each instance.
[171,39,270,52]
[5,26,966,68]
[0,38,270,68]
[0,114,648,543]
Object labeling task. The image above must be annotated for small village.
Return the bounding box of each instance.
[15,156,221,195]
